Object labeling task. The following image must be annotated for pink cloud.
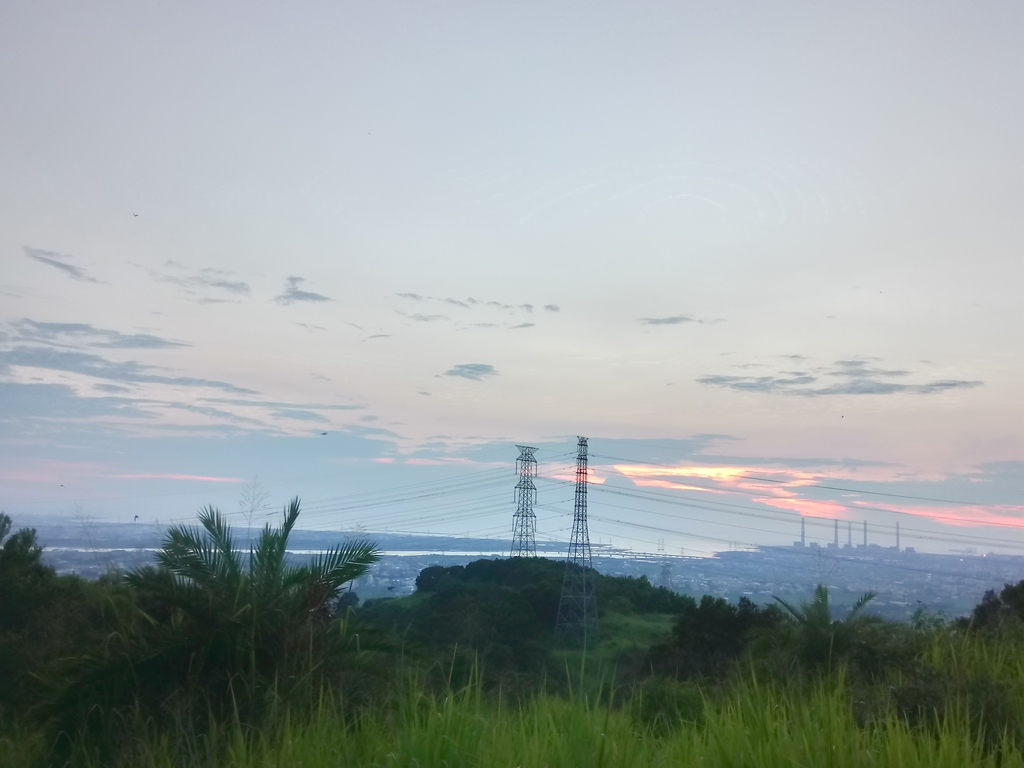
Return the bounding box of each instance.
[627,477,728,494]
[609,462,1024,531]
[849,500,1024,530]
[543,465,607,485]
[756,496,851,519]
[404,457,506,467]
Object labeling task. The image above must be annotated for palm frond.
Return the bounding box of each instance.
[280,497,301,537]
[249,498,302,599]
[157,524,212,579]
[848,590,877,619]
[303,539,381,591]
[158,515,239,592]
[198,506,242,582]
[773,595,804,623]
[804,585,834,630]
[282,539,380,617]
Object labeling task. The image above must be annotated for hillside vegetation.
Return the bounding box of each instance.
[5,506,1024,767]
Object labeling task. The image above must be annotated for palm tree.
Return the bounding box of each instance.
[46,498,380,747]
[773,584,877,670]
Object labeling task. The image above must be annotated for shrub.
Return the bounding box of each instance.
[648,595,784,680]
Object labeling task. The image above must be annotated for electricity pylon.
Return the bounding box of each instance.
[555,436,598,645]
[510,445,538,557]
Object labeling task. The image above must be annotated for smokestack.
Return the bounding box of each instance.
[863,520,867,547]
[834,519,839,548]
[896,521,900,552]
[847,521,852,547]
[801,517,806,546]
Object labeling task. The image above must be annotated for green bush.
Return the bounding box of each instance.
[0,515,128,727]
[648,595,784,680]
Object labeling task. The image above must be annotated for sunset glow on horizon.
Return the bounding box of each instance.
[610,462,1024,533]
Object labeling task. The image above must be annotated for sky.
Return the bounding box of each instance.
[1,1,1023,557]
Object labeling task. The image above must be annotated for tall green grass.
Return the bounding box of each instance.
[10,618,1024,766]
[11,673,1018,768]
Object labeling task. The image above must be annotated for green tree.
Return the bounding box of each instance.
[1,515,124,726]
[0,513,52,633]
[961,581,1024,631]
[648,595,784,679]
[127,498,379,683]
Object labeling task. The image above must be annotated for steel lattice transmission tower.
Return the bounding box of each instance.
[510,445,538,557]
[555,436,598,644]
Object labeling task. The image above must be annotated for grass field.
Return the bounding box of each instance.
[3,676,1017,768]
[6,528,1024,768]
[6,658,1024,768]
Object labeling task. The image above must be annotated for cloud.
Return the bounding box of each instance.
[698,374,817,393]
[111,473,245,482]
[544,304,560,312]
[444,363,498,381]
[13,320,186,349]
[0,346,256,394]
[409,314,447,322]
[197,397,362,410]
[0,381,152,421]
[199,279,249,294]
[365,334,391,340]
[270,408,329,423]
[142,263,251,303]
[639,315,694,325]
[163,402,267,426]
[698,358,982,397]
[396,293,538,315]
[23,247,100,283]
[831,359,910,378]
[510,323,535,329]
[275,276,332,304]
